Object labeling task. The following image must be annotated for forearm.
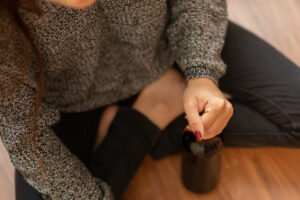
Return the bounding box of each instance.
[0,84,113,199]
[167,0,229,86]
[1,125,113,199]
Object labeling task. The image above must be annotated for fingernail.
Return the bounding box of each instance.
[194,130,202,141]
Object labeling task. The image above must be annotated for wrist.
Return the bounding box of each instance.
[187,77,217,87]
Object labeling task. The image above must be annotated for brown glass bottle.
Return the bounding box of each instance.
[181,130,223,193]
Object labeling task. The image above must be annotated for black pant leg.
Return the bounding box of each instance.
[15,170,43,200]
[15,106,106,200]
[221,99,299,147]
[14,94,141,200]
[219,22,300,147]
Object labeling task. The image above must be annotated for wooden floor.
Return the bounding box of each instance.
[1,0,300,200]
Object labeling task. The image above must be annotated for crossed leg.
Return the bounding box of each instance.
[15,21,300,200]
[94,66,187,150]
[219,22,300,147]
[96,21,300,151]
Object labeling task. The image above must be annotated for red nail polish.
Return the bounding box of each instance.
[194,130,202,140]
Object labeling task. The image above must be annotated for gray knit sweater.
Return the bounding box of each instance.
[0,0,228,199]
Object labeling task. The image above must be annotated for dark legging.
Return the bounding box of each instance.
[15,21,300,199]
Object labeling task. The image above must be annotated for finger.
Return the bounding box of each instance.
[204,102,234,139]
[184,124,203,141]
[184,98,206,140]
[201,98,226,131]
[183,124,193,133]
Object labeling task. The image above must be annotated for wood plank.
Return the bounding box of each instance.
[123,0,300,199]
[227,0,300,66]
[0,0,299,199]
[123,148,300,200]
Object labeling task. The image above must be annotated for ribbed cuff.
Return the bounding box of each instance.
[94,177,114,200]
[183,66,220,86]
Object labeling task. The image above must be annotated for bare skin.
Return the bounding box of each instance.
[47,0,233,151]
[93,67,233,151]
[93,67,187,151]
[48,0,96,9]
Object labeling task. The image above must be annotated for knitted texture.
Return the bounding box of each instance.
[0,0,228,199]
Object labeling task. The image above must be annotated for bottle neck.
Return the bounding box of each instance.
[182,131,223,157]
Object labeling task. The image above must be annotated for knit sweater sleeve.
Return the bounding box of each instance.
[166,0,228,86]
[0,15,113,200]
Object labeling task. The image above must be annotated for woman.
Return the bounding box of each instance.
[1,0,299,199]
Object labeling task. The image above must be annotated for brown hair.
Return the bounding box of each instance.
[0,0,46,172]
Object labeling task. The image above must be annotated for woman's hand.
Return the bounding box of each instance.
[183,77,233,141]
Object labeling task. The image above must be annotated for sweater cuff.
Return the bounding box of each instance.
[94,177,114,200]
[183,65,220,86]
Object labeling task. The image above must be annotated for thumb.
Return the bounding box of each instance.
[184,98,206,141]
